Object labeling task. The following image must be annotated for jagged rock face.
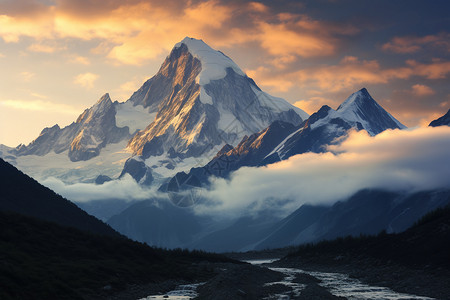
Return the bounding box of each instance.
[128,44,201,112]
[429,109,450,127]
[119,157,153,185]
[16,94,130,162]
[127,39,306,160]
[127,44,203,156]
[172,120,298,186]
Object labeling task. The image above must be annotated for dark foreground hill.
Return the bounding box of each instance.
[0,211,237,299]
[277,205,450,299]
[0,158,117,236]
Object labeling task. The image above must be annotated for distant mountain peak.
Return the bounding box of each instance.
[329,88,406,135]
[429,109,450,127]
[337,87,371,111]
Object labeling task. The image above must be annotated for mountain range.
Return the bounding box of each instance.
[164,87,405,189]
[0,37,307,186]
[1,37,449,253]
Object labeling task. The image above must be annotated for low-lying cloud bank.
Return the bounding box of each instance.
[42,174,159,203]
[196,126,450,217]
[43,126,450,220]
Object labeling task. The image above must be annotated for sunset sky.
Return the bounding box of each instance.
[0,0,449,147]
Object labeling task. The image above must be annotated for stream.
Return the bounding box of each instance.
[140,259,435,300]
[249,259,434,300]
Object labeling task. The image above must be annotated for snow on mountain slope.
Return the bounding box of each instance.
[268,88,406,161]
[115,101,156,134]
[311,88,406,135]
[175,37,245,87]
[1,94,157,183]
[14,93,131,162]
[168,88,407,189]
[8,141,131,184]
[124,37,307,178]
[1,37,307,185]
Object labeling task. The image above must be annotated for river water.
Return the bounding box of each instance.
[140,259,435,300]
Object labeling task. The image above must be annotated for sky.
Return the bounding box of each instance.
[0,0,449,147]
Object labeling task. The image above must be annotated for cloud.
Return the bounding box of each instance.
[68,55,90,65]
[0,0,354,65]
[411,84,435,96]
[246,67,294,92]
[20,71,35,82]
[73,72,99,89]
[0,13,54,42]
[42,175,160,202]
[255,20,337,59]
[195,127,450,217]
[114,77,146,100]
[406,59,450,79]
[0,98,80,115]
[27,42,69,53]
[294,96,333,115]
[382,33,450,54]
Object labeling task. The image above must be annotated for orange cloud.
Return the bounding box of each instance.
[20,71,35,82]
[248,2,269,13]
[257,22,336,58]
[73,72,99,89]
[0,0,350,65]
[28,42,67,53]
[382,33,450,54]
[251,54,450,100]
[68,55,90,65]
[246,67,294,92]
[294,97,334,115]
[0,14,53,42]
[411,84,435,96]
[406,60,450,79]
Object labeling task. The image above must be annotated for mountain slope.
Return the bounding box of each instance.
[167,88,405,188]
[429,108,450,127]
[108,199,207,249]
[267,88,405,162]
[161,120,298,188]
[127,37,307,160]
[15,94,130,162]
[1,37,307,186]
[282,204,450,299]
[0,211,237,299]
[0,158,118,236]
[253,189,450,250]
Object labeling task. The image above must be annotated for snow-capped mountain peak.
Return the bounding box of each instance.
[126,37,307,164]
[76,93,112,124]
[175,37,245,87]
[336,87,371,111]
[3,37,308,184]
[311,88,405,135]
